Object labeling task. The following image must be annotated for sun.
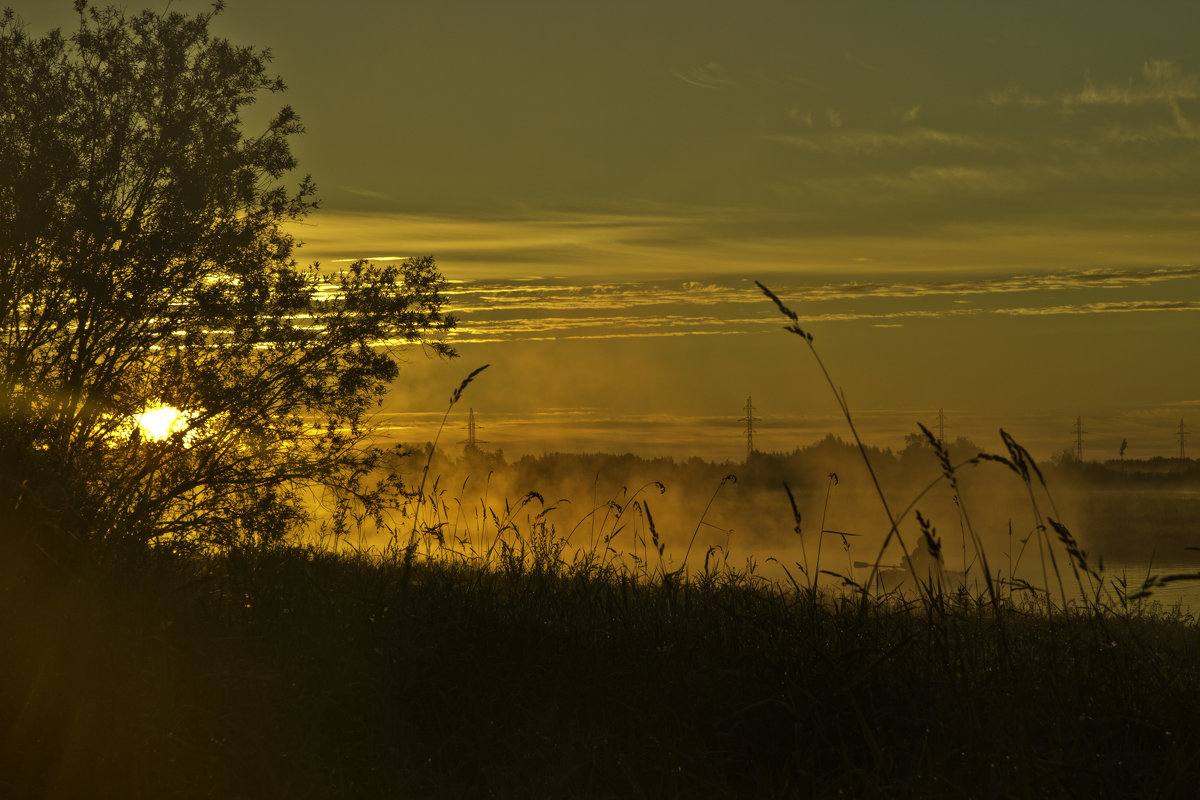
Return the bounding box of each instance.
[136,405,189,442]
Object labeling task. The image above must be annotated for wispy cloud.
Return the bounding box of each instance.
[843,50,883,73]
[997,299,1200,316]
[293,210,708,275]
[784,75,826,93]
[330,255,411,263]
[987,85,1051,108]
[787,107,815,127]
[1098,121,1199,144]
[294,211,1200,281]
[670,61,738,89]
[446,267,1200,313]
[437,297,1200,344]
[878,164,1032,195]
[432,267,1200,342]
[990,60,1200,141]
[1061,61,1200,109]
[339,186,393,201]
[767,127,987,155]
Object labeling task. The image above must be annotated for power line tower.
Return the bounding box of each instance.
[742,396,761,460]
[937,408,948,445]
[1179,418,1188,459]
[459,408,486,455]
[1074,416,1087,461]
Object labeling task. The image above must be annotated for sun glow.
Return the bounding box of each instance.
[136,405,190,442]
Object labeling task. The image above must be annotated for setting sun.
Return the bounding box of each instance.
[135,405,189,442]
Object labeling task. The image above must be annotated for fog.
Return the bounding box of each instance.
[321,433,1200,601]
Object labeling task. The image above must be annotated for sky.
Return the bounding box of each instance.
[19,0,1200,461]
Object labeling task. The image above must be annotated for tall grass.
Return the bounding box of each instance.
[756,280,1200,617]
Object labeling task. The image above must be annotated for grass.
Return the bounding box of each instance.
[5,529,1200,798]
[3,285,1200,797]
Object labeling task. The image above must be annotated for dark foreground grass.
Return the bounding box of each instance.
[3,540,1200,799]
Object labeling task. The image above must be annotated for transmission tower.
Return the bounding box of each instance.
[1180,419,1188,459]
[937,408,948,445]
[1074,416,1087,461]
[742,396,761,460]
[459,408,487,455]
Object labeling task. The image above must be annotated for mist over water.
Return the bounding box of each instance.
[326,430,1200,612]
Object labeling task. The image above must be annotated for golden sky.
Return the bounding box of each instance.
[23,1,1200,459]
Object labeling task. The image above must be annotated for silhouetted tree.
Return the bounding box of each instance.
[0,2,454,556]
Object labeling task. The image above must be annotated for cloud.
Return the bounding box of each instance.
[1061,61,1200,109]
[987,85,1051,108]
[784,75,826,93]
[430,266,1200,342]
[670,62,738,90]
[771,158,1046,211]
[447,266,1200,313]
[767,127,987,155]
[1098,121,1200,144]
[787,107,815,127]
[294,209,1200,284]
[990,61,1200,130]
[339,186,392,201]
[293,210,711,275]
[880,164,1031,195]
[997,299,1200,316]
[827,266,1200,299]
[843,50,883,73]
[330,256,410,263]
[436,294,1200,344]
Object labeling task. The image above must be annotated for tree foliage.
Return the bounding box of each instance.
[0,2,455,555]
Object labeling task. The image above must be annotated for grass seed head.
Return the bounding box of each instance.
[451,364,490,405]
[757,281,814,341]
